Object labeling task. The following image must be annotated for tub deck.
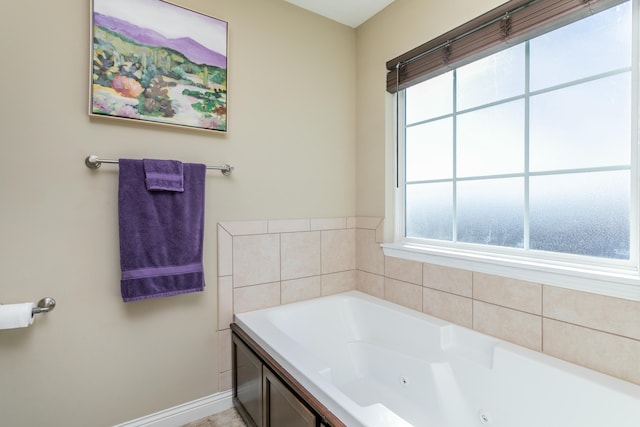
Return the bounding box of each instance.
[234,291,640,427]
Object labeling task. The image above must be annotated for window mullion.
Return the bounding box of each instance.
[452,70,458,242]
[398,90,408,240]
[630,0,640,268]
[524,40,531,251]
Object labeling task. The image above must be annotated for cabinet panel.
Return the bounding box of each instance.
[232,325,346,427]
[233,335,262,427]
[263,367,316,427]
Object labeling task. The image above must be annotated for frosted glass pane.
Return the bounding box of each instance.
[530,73,631,172]
[457,44,525,110]
[530,171,629,259]
[406,118,453,182]
[406,182,452,240]
[530,3,631,91]
[457,178,523,247]
[405,71,453,124]
[457,100,524,177]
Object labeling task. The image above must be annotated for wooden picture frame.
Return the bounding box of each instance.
[90,0,228,132]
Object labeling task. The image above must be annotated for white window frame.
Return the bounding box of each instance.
[383,2,640,301]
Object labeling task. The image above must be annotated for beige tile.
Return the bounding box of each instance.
[543,318,640,385]
[310,217,347,230]
[375,221,385,243]
[234,282,280,313]
[356,228,384,275]
[281,231,321,280]
[543,286,640,340]
[473,272,542,315]
[473,300,542,351]
[217,225,233,277]
[385,256,422,285]
[281,276,321,304]
[219,220,268,236]
[217,329,232,373]
[346,217,357,229]
[217,276,233,331]
[356,270,384,298]
[268,219,310,233]
[321,229,356,273]
[322,270,356,296]
[423,263,472,297]
[233,234,280,287]
[218,370,232,392]
[423,288,472,328]
[384,278,422,312]
[355,216,383,230]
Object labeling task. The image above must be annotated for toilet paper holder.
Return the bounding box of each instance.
[32,297,56,315]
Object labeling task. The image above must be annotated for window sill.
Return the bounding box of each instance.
[382,241,640,301]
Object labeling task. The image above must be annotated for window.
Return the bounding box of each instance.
[384,0,640,300]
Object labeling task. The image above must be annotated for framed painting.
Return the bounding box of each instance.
[90,0,228,132]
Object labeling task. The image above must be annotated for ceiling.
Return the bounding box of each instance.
[284,0,395,28]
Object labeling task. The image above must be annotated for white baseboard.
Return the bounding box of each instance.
[114,390,234,427]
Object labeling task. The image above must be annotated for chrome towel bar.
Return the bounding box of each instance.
[85,155,234,176]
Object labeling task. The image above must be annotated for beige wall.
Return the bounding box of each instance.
[355,0,507,217]
[2,0,637,425]
[0,0,354,426]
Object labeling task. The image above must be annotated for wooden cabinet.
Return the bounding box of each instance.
[232,325,345,427]
[263,367,316,427]
[233,334,263,427]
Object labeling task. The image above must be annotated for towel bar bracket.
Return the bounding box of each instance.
[32,297,56,314]
[85,155,102,169]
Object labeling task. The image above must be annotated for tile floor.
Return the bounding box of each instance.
[181,407,247,427]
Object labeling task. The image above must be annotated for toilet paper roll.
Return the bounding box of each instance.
[0,303,35,330]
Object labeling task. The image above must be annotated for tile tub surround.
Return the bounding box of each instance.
[364,250,640,386]
[216,217,363,390]
[216,217,640,392]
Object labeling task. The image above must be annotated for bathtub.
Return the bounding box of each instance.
[233,291,640,427]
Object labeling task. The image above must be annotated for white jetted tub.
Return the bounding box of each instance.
[233,291,640,427]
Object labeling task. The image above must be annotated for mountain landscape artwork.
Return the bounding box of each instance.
[90,0,228,132]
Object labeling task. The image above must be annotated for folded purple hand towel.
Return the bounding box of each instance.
[143,158,184,192]
[118,159,206,302]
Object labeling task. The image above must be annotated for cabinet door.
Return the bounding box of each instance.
[233,335,263,427]
[263,367,316,427]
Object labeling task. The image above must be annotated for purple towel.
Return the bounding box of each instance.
[118,159,206,302]
[143,158,184,192]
